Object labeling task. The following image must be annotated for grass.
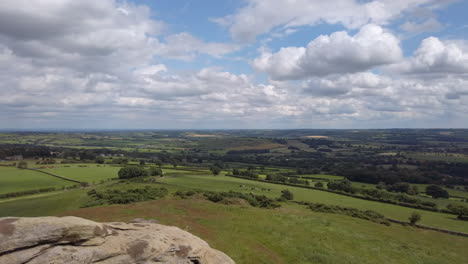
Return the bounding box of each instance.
[0,167,75,194]
[62,198,468,264]
[0,189,89,216]
[39,164,120,183]
[160,174,468,233]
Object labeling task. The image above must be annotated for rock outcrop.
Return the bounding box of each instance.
[0,216,235,264]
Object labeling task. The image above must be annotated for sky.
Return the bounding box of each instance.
[1,0,468,130]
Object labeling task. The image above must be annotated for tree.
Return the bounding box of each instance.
[154,160,163,168]
[95,156,105,164]
[139,160,146,166]
[281,189,294,200]
[425,185,449,199]
[328,179,354,193]
[386,182,410,193]
[148,167,163,177]
[17,161,28,169]
[314,182,324,188]
[447,204,468,220]
[210,166,221,176]
[409,212,421,225]
[118,166,148,179]
[232,168,239,175]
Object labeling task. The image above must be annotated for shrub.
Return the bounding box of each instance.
[280,189,294,200]
[307,202,390,226]
[409,212,421,225]
[86,186,168,205]
[314,182,324,188]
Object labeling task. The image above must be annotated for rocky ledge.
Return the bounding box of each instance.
[0,216,235,264]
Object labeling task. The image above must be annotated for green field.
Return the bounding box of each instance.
[63,198,468,264]
[0,168,466,264]
[160,174,468,233]
[0,189,89,216]
[0,167,75,194]
[39,164,120,183]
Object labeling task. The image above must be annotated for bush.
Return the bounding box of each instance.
[118,166,148,179]
[307,202,390,226]
[200,191,280,209]
[280,189,294,200]
[314,182,324,188]
[409,212,421,225]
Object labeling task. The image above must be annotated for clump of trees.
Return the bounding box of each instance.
[232,167,258,179]
[425,185,449,199]
[117,166,164,179]
[447,204,468,221]
[327,179,355,193]
[118,167,148,179]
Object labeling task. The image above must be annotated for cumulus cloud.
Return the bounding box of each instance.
[253,24,402,80]
[215,0,439,42]
[389,37,468,75]
[302,72,391,96]
[0,0,466,129]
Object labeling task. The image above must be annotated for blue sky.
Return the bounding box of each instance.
[1,0,468,129]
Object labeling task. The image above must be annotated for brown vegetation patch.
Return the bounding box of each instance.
[60,199,226,241]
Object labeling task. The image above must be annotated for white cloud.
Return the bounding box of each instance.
[389,37,468,75]
[216,0,438,42]
[253,24,402,80]
[156,33,240,60]
[400,18,443,34]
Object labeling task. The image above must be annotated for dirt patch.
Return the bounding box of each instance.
[0,218,18,236]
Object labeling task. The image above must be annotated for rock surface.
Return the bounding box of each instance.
[0,216,235,264]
